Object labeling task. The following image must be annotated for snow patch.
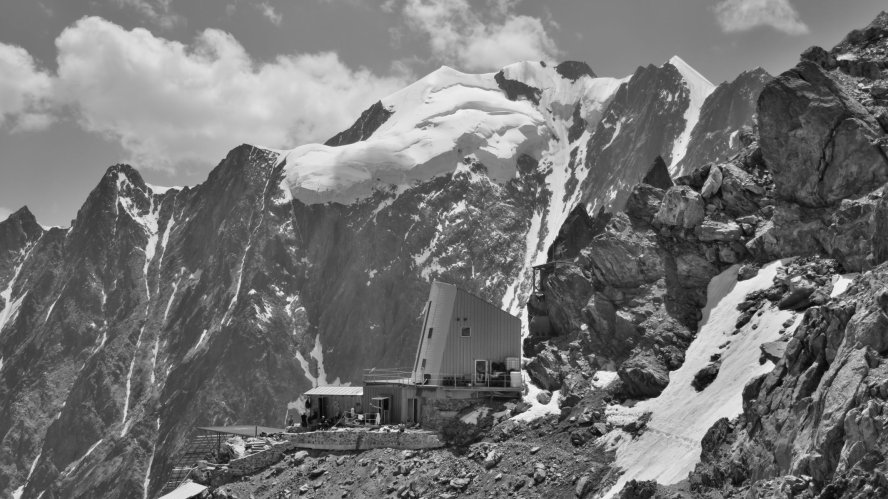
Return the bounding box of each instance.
[512,371,560,422]
[142,417,161,499]
[666,56,715,174]
[295,335,344,387]
[831,273,858,298]
[591,370,619,389]
[603,260,798,496]
[62,439,102,478]
[0,238,41,334]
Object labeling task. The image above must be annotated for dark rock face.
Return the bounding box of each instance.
[324,100,393,147]
[494,70,542,105]
[555,61,597,81]
[641,156,673,190]
[577,63,689,211]
[758,61,888,207]
[691,362,720,391]
[676,68,773,177]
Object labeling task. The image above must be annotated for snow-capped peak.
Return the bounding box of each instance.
[667,55,714,89]
[276,61,625,206]
[665,55,715,174]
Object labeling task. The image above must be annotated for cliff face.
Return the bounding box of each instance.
[522,10,888,498]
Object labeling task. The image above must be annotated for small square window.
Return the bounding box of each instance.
[461,327,471,337]
[427,327,433,338]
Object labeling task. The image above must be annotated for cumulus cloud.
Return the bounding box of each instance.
[713,0,809,35]
[399,0,559,71]
[38,16,407,170]
[0,43,54,131]
[257,2,282,26]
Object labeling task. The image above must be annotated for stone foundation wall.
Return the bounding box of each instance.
[421,397,481,430]
[204,440,299,485]
[284,430,443,451]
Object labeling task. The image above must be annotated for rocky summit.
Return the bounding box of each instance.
[2,10,888,499]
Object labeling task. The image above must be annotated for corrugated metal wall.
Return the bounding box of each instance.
[362,384,411,424]
[412,282,457,381]
[438,287,521,380]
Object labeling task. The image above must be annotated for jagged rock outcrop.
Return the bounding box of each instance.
[681,12,888,498]
[759,61,888,208]
[676,68,773,177]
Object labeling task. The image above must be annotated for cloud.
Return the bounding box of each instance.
[110,0,184,30]
[399,0,559,71]
[0,43,54,131]
[0,207,12,222]
[47,16,407,170]
[257,2,282,26]
[713,0,809,35]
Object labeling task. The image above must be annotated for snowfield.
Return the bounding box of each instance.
[276,62,627,207]
[602,260,800,497]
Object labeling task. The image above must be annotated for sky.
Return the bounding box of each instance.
[0,0,885,226]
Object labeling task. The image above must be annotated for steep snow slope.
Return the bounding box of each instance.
[666,56,715,173]
[602,261,800,496]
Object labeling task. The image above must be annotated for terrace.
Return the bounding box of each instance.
[363,367,523,391]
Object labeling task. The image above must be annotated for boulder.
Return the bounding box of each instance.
[536,390,552,405]
[654,186,705,228]
[692,363,721,391]
[525,347,567,391]
[618,479,658,499]
[448,477,471,491]
[695,220,742,242]
[625,184,666,226]
[700,165,723,198]
[815,195,879,272]
[777,276,818,310]
[533,463,547,484]
[575,474,594,498]
[758,61,888,207]
[618,353,669,398]
[719,163,765,216]
[760,341,788,364]
[483,450,502,469]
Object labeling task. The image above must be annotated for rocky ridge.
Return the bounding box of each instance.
[0,54,763,499]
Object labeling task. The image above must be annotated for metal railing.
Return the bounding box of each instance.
[363,368,523,389]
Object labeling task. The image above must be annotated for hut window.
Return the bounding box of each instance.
[461,327,471,337]
[427,327,433,338]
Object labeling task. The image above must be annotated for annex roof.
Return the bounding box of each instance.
[195,425,286,437]
[158,480,207,499]
[304,386,364,397]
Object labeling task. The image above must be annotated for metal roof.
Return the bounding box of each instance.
[158,480,207,499]
[304,386,364,396]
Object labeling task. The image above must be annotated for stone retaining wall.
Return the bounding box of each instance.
[205,440,299,486]
[284,430,443,451]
